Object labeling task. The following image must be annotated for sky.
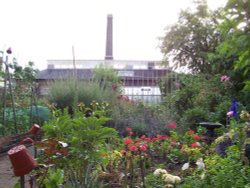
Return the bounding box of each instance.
[0,0,227,70]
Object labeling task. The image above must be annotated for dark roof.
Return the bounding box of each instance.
[37,69,92,80]
[37,68,171,80]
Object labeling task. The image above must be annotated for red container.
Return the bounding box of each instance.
[29,124,40,135]
[8,145,37,176]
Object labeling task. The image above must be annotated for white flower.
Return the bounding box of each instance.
[173,176,181,184]
[162,174,181,184]
[153,168,168,177]
[181,162,190,171]
[196,158,205,169]
[162,174,175,184]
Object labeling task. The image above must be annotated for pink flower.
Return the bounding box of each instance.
[168,122,176,129]
[220,75,230,82]
[129,131,133,135]
[227,111,234,117]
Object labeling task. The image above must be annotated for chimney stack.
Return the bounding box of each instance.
[105,14,113,60]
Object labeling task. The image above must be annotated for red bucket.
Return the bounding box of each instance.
[8,145,37,176]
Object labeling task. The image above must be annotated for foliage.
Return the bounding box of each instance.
[40,104,118,187]
[47,79,119,109]
[145,173,165,188]
[209,0,250,109]
[178,146,250,188]
[109,100,171,137]
[163,73,232,131]
[42,169,64,188]
[92,63,121,90]
[160,0,222,73]
[0,59,39,136]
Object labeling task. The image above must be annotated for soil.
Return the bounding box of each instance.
[0,146,35,188]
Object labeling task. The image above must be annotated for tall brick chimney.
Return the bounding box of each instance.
[105,14,113,60]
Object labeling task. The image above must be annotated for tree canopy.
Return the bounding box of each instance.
[160,0,221,73]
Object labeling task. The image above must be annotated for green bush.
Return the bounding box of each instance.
[163,73,232,131]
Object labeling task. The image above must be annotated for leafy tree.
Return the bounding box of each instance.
[210,0,250,109]
[216,0,250,88]
[160,0,222,74]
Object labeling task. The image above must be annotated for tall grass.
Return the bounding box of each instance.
[47,78,119,108]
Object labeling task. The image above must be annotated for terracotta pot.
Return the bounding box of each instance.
[8,145,37,176]
[29,124,40,135]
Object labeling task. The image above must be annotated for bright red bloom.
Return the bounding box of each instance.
[191,142,201,148]
[140,144,147,152]
[129,145,137,151]
[187,130,194,135]
[124,138,132,145]
[193,135,200,140]
[129,131,133,135]
[168,122,176,128]
[126,127,131,131]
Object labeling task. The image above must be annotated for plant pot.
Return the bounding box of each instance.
[29,124,40,135]
[8,145,37,176]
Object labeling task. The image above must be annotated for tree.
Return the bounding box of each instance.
[215,0,250,90]
[160,0,222,74]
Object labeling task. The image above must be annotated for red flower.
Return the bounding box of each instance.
[187,130,194,135]
[151,137,159,142]
[191,142,201,148]
[193,135,200,140]
[144,137,151,142]
[168,122,176,129]
[139,144,147,152]
[124,138,132,145]
[126,127,131,131]
[129,145,137,151]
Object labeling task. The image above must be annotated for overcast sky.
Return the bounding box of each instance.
[0,0,227,70]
